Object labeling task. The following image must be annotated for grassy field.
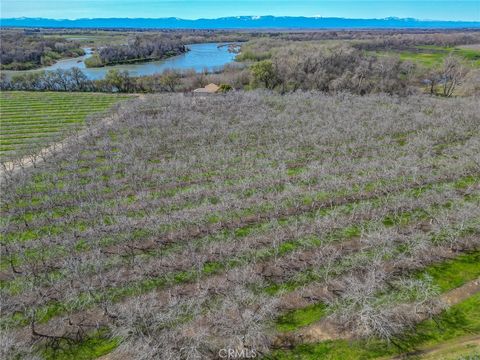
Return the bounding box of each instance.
[375,45,480,68]
[0,92,479,359]
[0,92,130,161]
[42,32,130,47]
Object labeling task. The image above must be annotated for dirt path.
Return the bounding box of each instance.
[441,278,480,305]
[389,334,480,359]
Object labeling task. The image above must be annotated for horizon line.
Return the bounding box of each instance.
[1,15,479,23]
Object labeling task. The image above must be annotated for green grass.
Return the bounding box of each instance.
[41,329,118,360]
[373,46,480,68]
[420,251,480,292]
[398,52,445,67]
[276,303,328,332]
[0,92,130,159]
[403,293,480,350]
[43,32,129,46]
[269,293,480,359]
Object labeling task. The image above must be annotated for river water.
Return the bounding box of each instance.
[5,43,239,80]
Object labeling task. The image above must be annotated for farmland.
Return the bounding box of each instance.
[0,92,131,161]
[0,91,479,359]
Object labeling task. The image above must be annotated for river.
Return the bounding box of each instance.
[4,43,240,80]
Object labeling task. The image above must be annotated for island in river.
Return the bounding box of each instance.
[84,39,188,68]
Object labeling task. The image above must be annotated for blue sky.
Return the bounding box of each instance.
[1,0,479,21]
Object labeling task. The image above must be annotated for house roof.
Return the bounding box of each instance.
[193,83,220,93]
[205,83,220,92]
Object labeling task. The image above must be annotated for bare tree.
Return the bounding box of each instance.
[441,54,466,97]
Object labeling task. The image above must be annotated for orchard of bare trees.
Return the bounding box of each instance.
[1,90,479,359]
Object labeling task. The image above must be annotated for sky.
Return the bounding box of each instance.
[1,0,479,21]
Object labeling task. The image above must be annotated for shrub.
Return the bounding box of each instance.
[218,84,233,93]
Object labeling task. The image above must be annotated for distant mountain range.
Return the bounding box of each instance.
[1,16,479,29]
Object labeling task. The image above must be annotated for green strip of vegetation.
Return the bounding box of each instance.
[373,46,480,68]
[41,329,118,360]
[420,251,480,292]
[276,303,327,332]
